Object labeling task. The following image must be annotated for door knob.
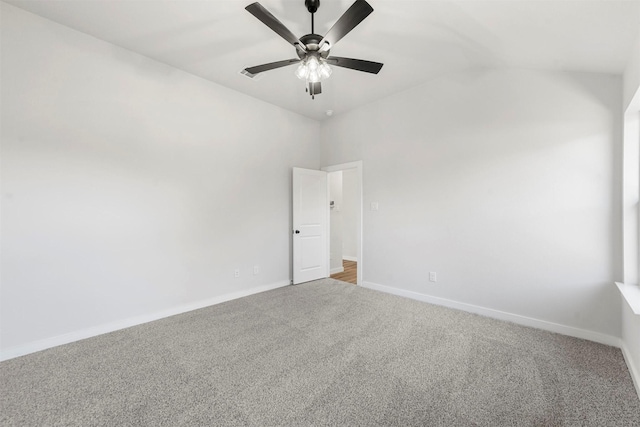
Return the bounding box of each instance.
[294,230,300,234]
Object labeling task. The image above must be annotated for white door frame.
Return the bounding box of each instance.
[322,161,363,286]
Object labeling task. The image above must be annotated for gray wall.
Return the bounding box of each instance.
[1,4,320,355]
[321,68,623,337]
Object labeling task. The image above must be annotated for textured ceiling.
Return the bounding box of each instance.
[5,0,640,121]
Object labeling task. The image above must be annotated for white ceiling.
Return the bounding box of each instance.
[5,0,640,121]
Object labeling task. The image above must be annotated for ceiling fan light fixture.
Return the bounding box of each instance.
[295,55,331,83]
[295,63,310,79]
[308,70,320,83]
[318,62,332,79]
[307,56,319,71]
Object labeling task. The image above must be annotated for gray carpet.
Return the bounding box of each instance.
[1,279,639,426]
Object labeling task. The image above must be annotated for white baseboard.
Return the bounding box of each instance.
[342,255,357,262]
[330,267,345,274]
[361,281,621,348]
[0,280,290,362]
[620,342,640,400]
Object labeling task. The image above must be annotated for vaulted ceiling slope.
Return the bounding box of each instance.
[5,0,640,121]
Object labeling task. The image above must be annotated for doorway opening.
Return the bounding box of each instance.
[323,161,362,286]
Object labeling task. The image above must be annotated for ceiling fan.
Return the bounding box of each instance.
[242,0,383,99]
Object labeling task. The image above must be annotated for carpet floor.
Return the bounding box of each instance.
[1,278,639,426]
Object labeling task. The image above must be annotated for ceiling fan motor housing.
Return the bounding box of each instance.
[305,0,320,14]
[297,34,330,59]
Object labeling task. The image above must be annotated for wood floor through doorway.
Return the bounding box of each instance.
[330,260,357,284]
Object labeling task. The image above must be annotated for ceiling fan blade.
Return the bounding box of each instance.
[244,59,301,76]
[319,0,373,49]
[326,57,383,74]
[245,2,301,48]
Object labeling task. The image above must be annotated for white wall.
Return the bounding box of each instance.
[0,4,320,356]
[622,297,640,394]
[329,171,344,272]
[622,34,640,286]
[623,33,640,112]
[623,111,639,286]
[321,68,622,337]
[342,169,359,260]
[621,33,640,395]
[1,2,633,362]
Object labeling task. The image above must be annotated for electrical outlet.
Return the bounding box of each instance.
[253,265,259,275]
[429,272,437,282]
[234,269,240,278]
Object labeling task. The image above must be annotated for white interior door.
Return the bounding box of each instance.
[293,167,329,284]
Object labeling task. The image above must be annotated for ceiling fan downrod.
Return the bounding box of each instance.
[305,0,319,33]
